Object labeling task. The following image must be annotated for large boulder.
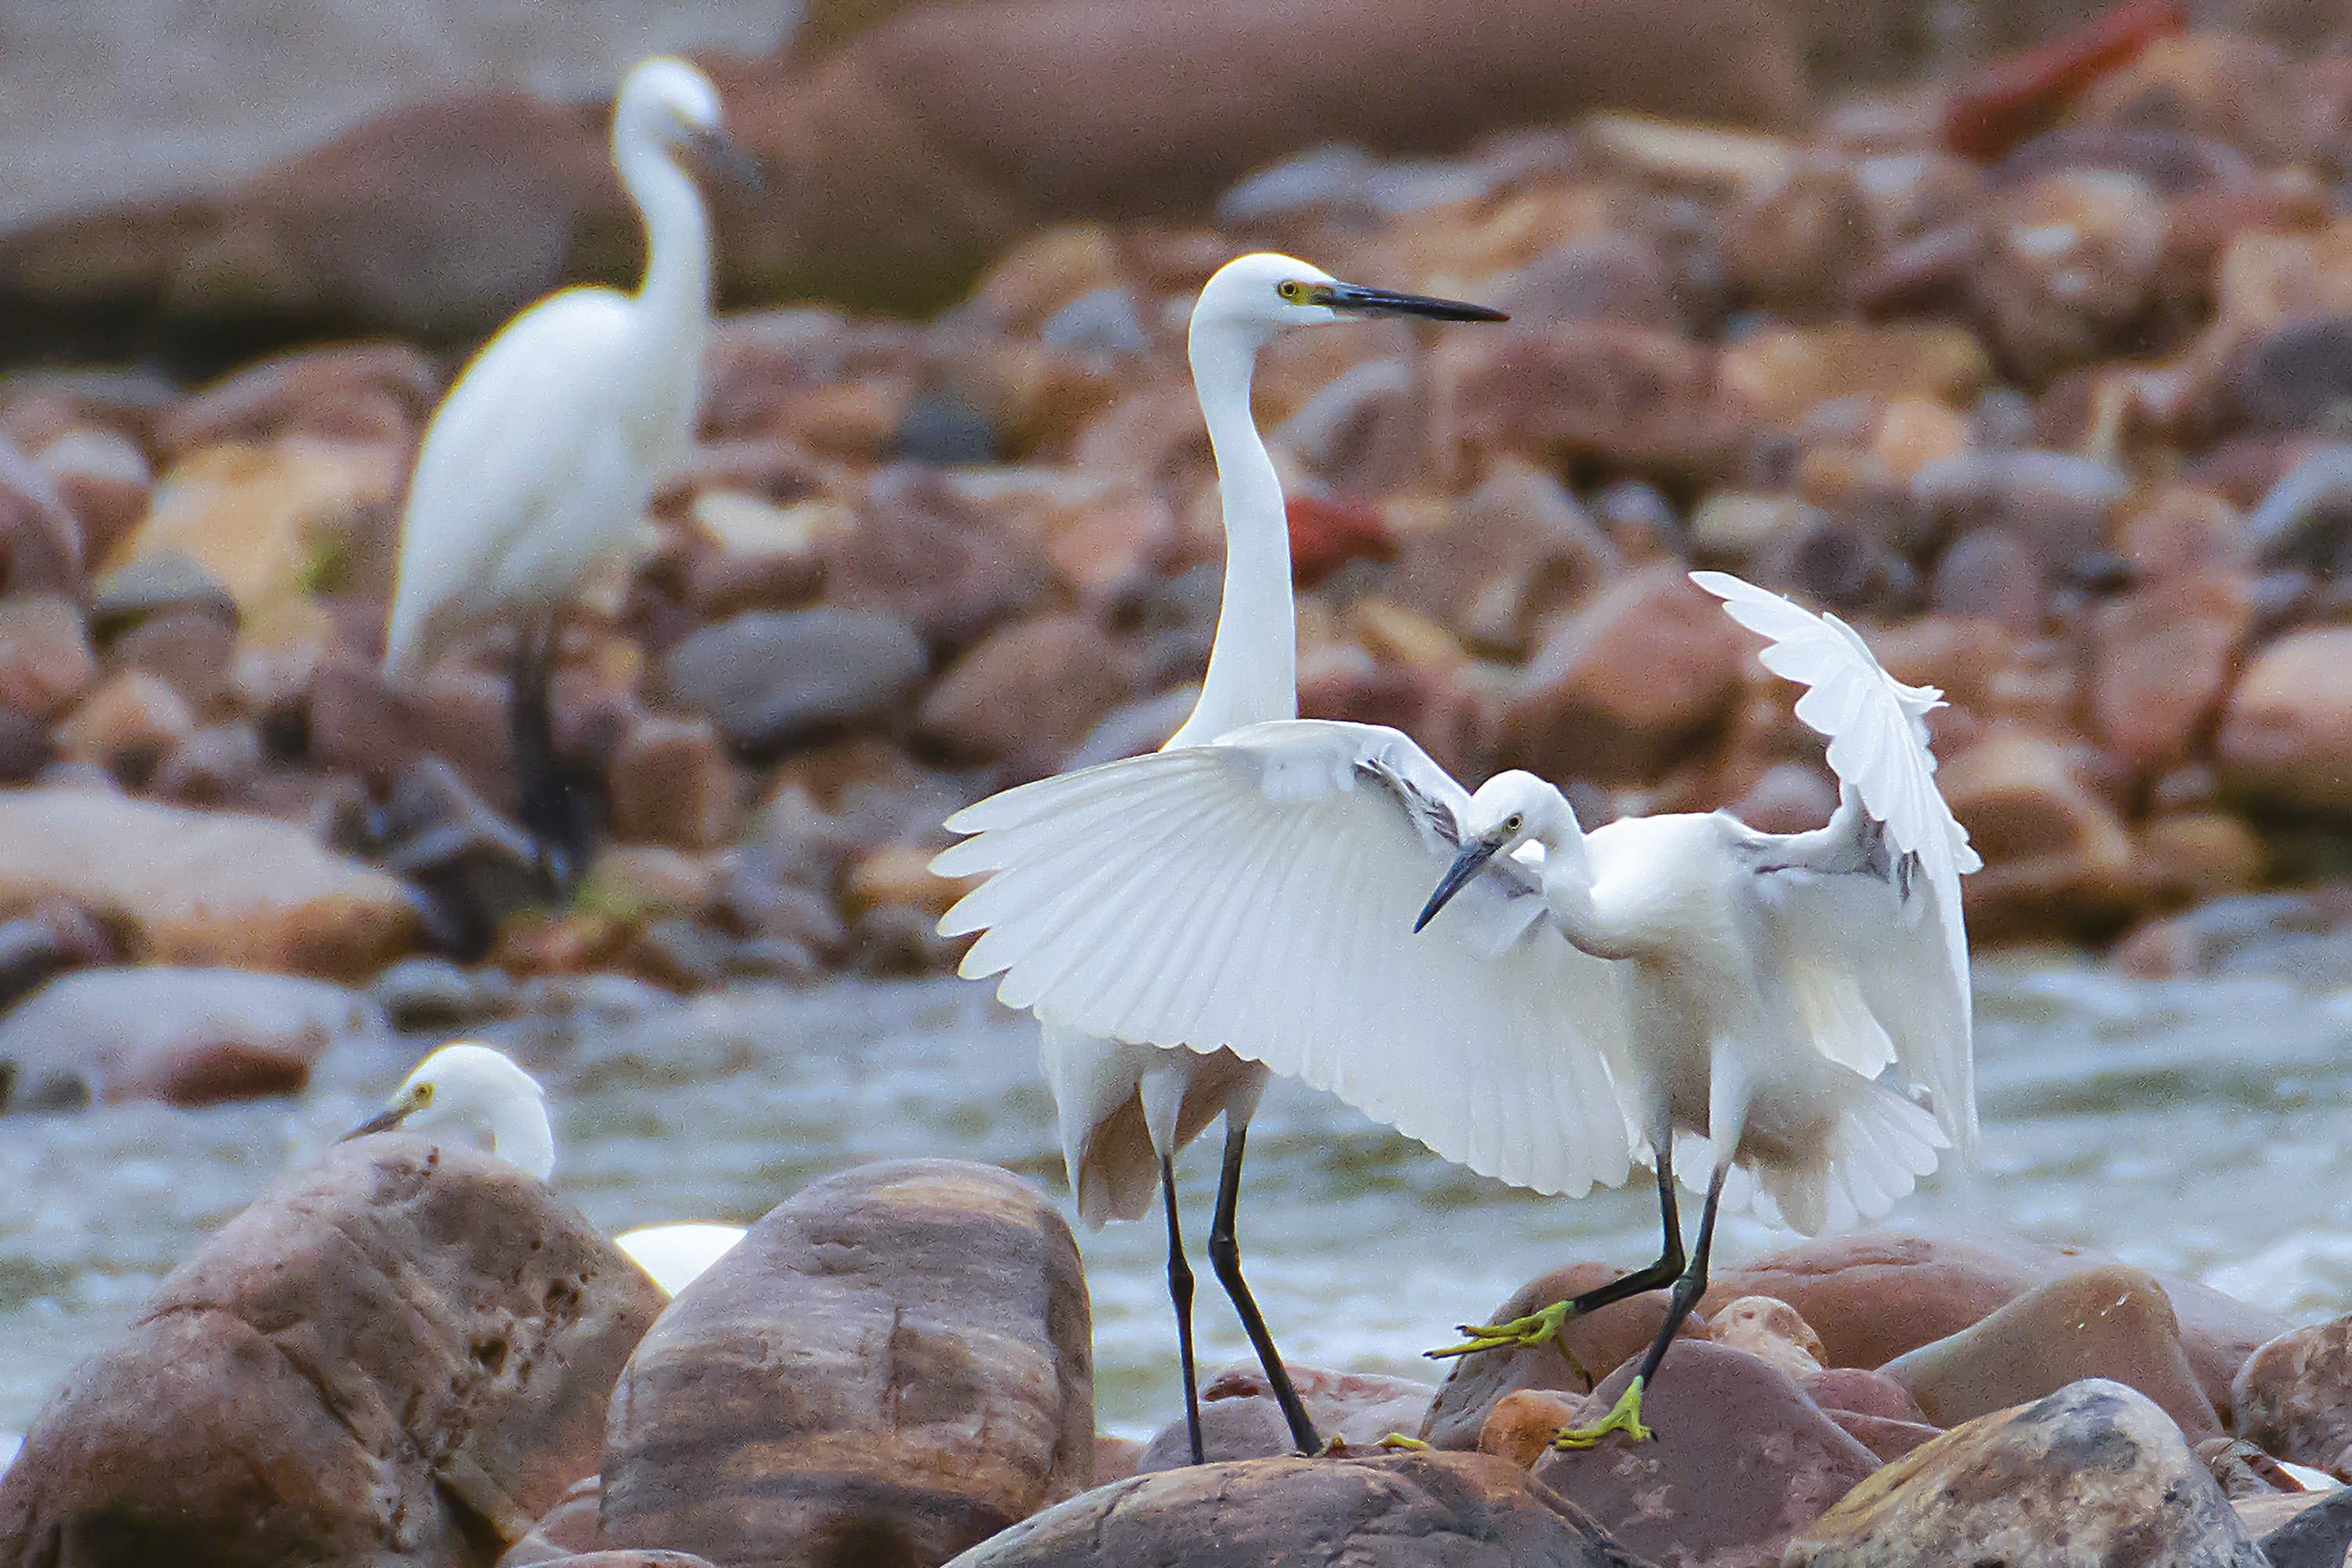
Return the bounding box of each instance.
[0,785,419,979]
[942,1450,1649,1567]
[2233,1315,2352,1479]
[0,1134,666,1566]
[600,1158,1093,1568]
[1784,1380,2267,1568]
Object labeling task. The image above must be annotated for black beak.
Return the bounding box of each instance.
[690,129,765,198]
[1416,837,1506,932]
[341,1104,411,1142]
[1325,283,1507,324]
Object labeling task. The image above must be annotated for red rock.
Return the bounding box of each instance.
[916,612,1134,776]
[1285,494,1394,589]
[608,715,739,851]
[827,465,1054,654]
[1941,0,2189,162]
[1139,1363,1436,1470]
[312,657,514,804]
[1478,1388,1584,1470]
[1386,456,1617,656]
[1936,729,2137,938]
[1422,1259,1715,1450]
[1438,321,1752,479]
[601,1160,1093,1568]
[0,594,95,720]
[2118,485,2252,581]
[1802,1367,1929,1425]
[1825,1410,1942,1464]
[1492,563,1747,783]
[57,670,196,788]
[1530,1342,1881,1568]
[944,1449,1642,1568]
[0,1136,664,1566]
[2090,572,2252,771]
[1878,1263,2221,1439]
[2219,627,2352,815]
[2233,1316,2352,1479]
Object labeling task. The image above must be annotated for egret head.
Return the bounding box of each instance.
[1189,252,1506,348]
[342,1042,554,1181]
[1415,773,1580,933]
[620,56,724,143]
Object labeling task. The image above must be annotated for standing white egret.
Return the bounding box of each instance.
[935,571,1978,1451]
[942,252,1504,1463]
[342,1040,748,1296]
[382,56,744,893]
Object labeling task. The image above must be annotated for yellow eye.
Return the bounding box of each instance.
[414,1083,434,1105]
[1504,813,1524,833]
[1277,281,1307,303]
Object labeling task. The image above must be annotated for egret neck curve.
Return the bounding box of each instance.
[485,1088,558,1183]
[1172,321,1295,748]
[615,113,713,413]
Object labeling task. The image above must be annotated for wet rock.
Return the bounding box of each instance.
[916,613,1133,775]
[1388,457,1618,656]
[828,466,1052,654]
[656,607,927,758]
[601,1159,1092,1568]
[943,1449,1646,1568]
[0,1136,666,1568]
[0,594,95,720]
[111,441,396,619]
[1529,1341,1880,1568]
[2233,1316,2352,1479]
[1439,321,1751,478]
[2220,629,2352,815]
[1424,1259,1714,1450]
[1784,1380,2264,1568]
[1493,563,1746,782]
[57,669,195,787]
[0,965,375,1111]
[0,785,417,979]
[608,715,739,851]
[1880,1263,2221,1439]
[2092,573,2252,772]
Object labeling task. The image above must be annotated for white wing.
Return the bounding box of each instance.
[1694,570,1980,1162]
[935,719,1636,1199]
[384,288,647,677]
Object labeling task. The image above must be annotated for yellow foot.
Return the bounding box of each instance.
[1426,1299,1584,1381]
[1377,1433,1430,1451]
[1552,1377,1653,1450]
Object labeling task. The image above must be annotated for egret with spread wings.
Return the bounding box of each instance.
[937,571,1977,1451]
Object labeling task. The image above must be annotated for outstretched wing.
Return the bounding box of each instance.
[936,719,1635,1199]
[1694,571,1980,1163]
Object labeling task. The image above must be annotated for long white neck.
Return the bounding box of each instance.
[486,1091,557,1182]
[615,118,711,380]
[1169,322,1296,748]
[1537,828,1639,962]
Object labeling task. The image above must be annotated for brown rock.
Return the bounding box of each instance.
[0,437,86,597]
[111,608,238,714]
[1717,323,1990,428]
[516,1555,721,1568]
[2092,572,2252,771]
[601,1159,1093,1568]
[1139,1364,1436,1471]
[0,785,418,979]
[1388,457,1618,657]
[942,1449,1647,1568]
[2232,1316,2352,1479]
[1493,563,1746,783]
[2220,627,2352,814]
[112,441,397,618]
[1091,1437,1142,1487]
[1423,1259,1713,1450]
[1929,528,2044,631]
[0,1136,665,1567]
[1708,1295,1826,1381]
[916,613,1133,775]
[656,607,930,759]
[1439,321,1751,478]
[311,658,514,802]
[0,594,95,720]
[1971,170,2170,379]
[496,1474,604,1566]
[154,343,441,458]
[1529,1341,1881,1568]
[1879,1264,2222,1440]
[1479,1389,1585,1471]
[1722,156,1878,314]
[31,427,149,566]
[1785,1380,2262,1568]
[1937,729,2136,937]
[827,465,1054,655]
[608,715,739,851]
[681,492,838,620]
[56,670,196,787]
[2122,484,2254,581]
[1826,1411,1943,1465]
[1801,1367,1928,1425]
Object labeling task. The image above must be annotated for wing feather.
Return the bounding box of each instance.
[1694,571,1980,1164]
[938,719,1635,1197]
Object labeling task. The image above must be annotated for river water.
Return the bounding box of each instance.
[2,955,2350,1443]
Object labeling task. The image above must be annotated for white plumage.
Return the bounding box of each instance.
[940,569,1979,1448]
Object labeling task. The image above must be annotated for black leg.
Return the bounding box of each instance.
[1563,1150,1686,1319]
[507,614,583,898]
[1160,1153,1204,1465]
[1207,1118,1323,1456]
[1633,1163,1727,1389]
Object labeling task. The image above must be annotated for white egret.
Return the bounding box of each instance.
[943,252,1505,1463]
[382,56,743,894]
[341,1040,747,1296]
[936,571,1978,1451]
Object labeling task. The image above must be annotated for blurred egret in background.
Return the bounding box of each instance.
[938,252,1505,1463]
[343,1040,748,1296]
[383,56,744,894]
[938,571,1978,1450]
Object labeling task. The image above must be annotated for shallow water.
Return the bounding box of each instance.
[2,955,2350,1442]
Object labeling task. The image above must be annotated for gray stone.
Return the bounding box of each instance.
[657,607,927,757]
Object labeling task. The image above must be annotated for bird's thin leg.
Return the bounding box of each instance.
[1206,1118,1323,1456]
[1428,1150,1685,1374]
[1160,1152,1205,1466]
[507,612,575,897]
[1552,1163,1728,1450]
